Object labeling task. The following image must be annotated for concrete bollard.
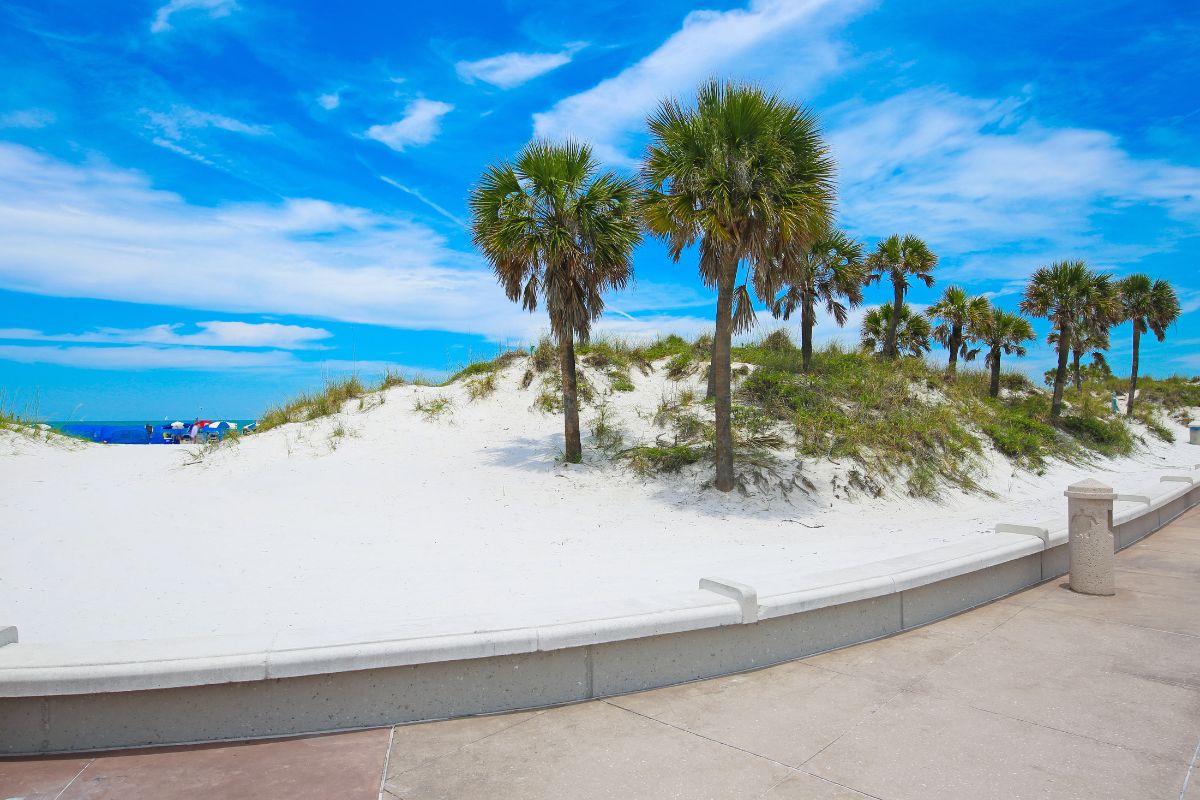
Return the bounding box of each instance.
[1064,479,1117,596]
[1189,421,1200,446]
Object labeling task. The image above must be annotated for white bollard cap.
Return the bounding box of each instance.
[1064,478,1116,500]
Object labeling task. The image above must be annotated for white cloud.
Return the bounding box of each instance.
[144,106,269,141]
[0,143,544,341]
[829,88,1200,279]
[0,322,333,350]
[532,0,868,165]
[0,108,55,129]
[456,45,584,89]
[365,99,454,152]
[0,344,294,371]
[150,0,238,33]
[317,93,340,110]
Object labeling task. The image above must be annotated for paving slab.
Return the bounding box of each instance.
[5,730,391,800]
[1029,581,1200,637]
[801,627,974,688]
[759,770,876,798]
[0,755,92,800]
[909,630,1200,763]
[803,691,1185,800]
[969,604,1200,689]
[382,700,792,800]
[385,710,542,779]
[608,661,898,767]
[1117,545,1200,579]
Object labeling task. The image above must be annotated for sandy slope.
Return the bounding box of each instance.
[2,363,1196,646]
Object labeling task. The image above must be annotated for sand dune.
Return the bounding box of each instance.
[2,360,1196,646]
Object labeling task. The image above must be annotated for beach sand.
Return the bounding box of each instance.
[2,362,1196,646]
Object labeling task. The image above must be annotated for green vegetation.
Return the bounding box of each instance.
[864,234,938,360]
[258,376,367,433]
[469,139,642,463]
[1118,274,1182,417]
[642,79,837,492]
[1020,260,1119,418]
[412,394,453,421]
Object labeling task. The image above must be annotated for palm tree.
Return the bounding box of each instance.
[770,227,866,372]
[926,285,989,376]
[642,79,835,491]
[469,140,641,463]
[860,303,932,357]
[1019,260,1118,418]
[970,307,1035,398]
[1119,274,1180,416]
[1050,317,1110,392]
[864,234,937,359]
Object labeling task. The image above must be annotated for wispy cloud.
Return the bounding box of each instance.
[0,322,333,350]
[0,344,294,371]
[829,88,1200,282]
[0,108,55,129]
[532,0,868,165]
[365,99,454,152]
[150,0,238,34]
[456,44,585,89]
[144,105,269,141]
[378,175,465,227]
[0,142,542,340]
[317,93,340,110]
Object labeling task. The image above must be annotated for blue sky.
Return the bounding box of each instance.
[0,0,1197,420]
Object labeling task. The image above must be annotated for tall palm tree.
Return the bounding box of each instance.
[970,307,1035,398]
[926,285,989,376]
[865,234,937,359]
[860,303,932,357]
[1050,317,1110,392]
[469,140,641,463]
[1019,260,1118,418]
[770,227,866,372]
[1119,274,1180,416]
[642,79,835,491]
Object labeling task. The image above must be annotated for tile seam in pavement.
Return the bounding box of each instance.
[601,698,806,772]
[757,769,886,800]
[796,686,910,771]
[376,724,397,800]
[1180,734,1200,800]
[50,759,92,800]
[602,699,892,800]
[793,768,888,800]
[384,709,545,781]
[950,693,1196,767]
[1134,544,1200,558]
[1022,601,1200,641]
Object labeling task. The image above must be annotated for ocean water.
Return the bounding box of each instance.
[48,420,257,445]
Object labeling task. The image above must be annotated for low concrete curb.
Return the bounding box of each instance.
[3,467,1198,754]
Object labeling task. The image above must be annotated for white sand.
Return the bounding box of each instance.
[2,363,1196,646]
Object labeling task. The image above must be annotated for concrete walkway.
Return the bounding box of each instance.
[4,506,1200,800]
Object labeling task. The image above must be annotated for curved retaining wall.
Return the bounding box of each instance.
[3,468,1198,754]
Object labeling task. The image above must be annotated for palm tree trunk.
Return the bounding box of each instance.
[947,325,960,376]
[712,267,736,492]
[1051,323,1070,419]
[884,281,903,359]
[989,349,1001,398]
[1126,325,1141,417]
[1072,349,1082,392]
[559,335,582,463]
[800,294,815,372]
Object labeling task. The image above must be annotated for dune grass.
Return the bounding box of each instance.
[242,328,1183,498]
